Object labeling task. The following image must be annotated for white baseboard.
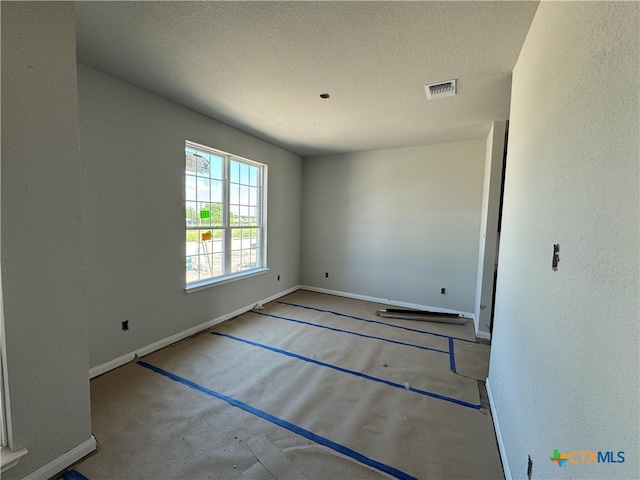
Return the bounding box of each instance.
[90,286,300,379]
[21,435,96,480]
[299,285,475,319]
[90,283,477,377]
[89,352,137,378]
[1,446,28,473]
[476,330,492,341]
[486,377,511,480]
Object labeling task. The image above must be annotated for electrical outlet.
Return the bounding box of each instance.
[277,274,280,281]
[325,272,329,278]
[441,288,446,295]
[121,320,129,331]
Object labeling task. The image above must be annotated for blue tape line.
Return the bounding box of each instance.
[277,301,478,344]
[449,338,457,373]
[250,311,449,354]
[61,470,90,480]
[137,360,417,480]
[212,332,480,409]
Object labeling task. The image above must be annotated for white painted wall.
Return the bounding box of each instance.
[301,140,486,314]
[77,65,302,369]
[488,2,639,479]
[1,3,93,478]
[474,121,506,338]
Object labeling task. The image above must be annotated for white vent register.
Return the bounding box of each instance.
[425,79,457,100]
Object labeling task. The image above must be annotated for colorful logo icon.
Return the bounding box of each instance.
[550,449,625,466]
[550,449,568,467]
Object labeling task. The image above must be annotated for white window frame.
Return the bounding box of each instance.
[184,141,268,292]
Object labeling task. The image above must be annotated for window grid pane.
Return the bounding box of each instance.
[230,227,260,274]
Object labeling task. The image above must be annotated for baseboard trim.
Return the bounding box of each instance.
[89,352,136,378]
[486,377,512,480]
[299,285,474,319]
[1,446,28,473]
[21,435,96,480]
[476,330,492,341]
[90,286,300,379]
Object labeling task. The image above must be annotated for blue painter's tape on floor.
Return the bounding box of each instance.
[137,360,417,480]
[61,470,90,480]
[449,337,457,373]
[277,301,478,344]
[250,310,449,354]
[211,331,480,410]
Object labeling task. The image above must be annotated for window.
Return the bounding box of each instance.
[185,141,267,290]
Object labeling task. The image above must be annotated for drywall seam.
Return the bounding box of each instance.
[486,377,512,480]
[89,286,300,378]
[299,286,475,319]
[20,436,96,480]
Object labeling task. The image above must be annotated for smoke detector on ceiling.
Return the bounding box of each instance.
[425,79,457,100]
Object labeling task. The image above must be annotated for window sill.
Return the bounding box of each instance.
[185,268,269,293]
[1,446,28,473]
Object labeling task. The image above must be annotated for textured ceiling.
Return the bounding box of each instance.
[75,1,539,157]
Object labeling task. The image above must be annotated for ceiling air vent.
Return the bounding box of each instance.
[425,79,457,100]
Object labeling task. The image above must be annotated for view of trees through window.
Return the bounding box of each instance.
[185,142,265,286]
